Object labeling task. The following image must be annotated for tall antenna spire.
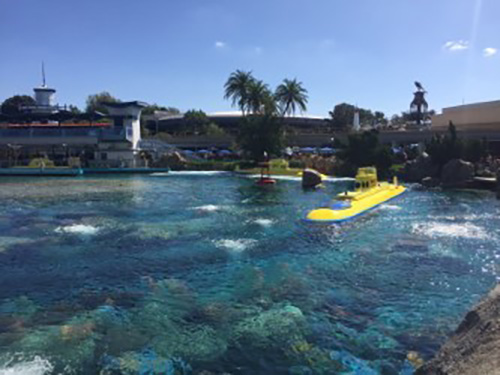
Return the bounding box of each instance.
[42,61,46,87]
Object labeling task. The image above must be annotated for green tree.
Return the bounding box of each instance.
[205,123,225,136]
[85,92,120,114]
[1,95,36,115]
[223,70,309,160]
[184,109,210,134]
[329,103,356,129]
[246,79,273,115]
[141,104,180,116]
[68,105,81,114]
[224,70,255,115]
[338,130,394,178]
[275,78,308,116]
[373,111,387,125]
[237,114,284,161]
[425,121,486,167]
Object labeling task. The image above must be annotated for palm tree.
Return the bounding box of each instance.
[224,70,255,116]
[246,79,273,115]
[275,78,308,117]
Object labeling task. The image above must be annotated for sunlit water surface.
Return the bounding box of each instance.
[0,173,499,375]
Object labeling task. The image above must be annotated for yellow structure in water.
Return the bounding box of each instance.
[305,167,406,223]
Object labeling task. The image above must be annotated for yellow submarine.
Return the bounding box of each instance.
[305,167,406,223]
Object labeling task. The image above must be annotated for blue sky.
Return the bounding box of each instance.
[1,0,499,117]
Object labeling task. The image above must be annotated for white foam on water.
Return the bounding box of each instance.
[252,218,275,227]
[244,174,354,182]
[0,357,53,375]
[192,204,223,212]
[380,204,402,211]
[153,171,230,177]
[412,222,489,240]
[214,239,257,253]
[55,224,99,235]
[244,174,300,181]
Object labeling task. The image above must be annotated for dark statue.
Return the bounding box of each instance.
[410,81,429,126]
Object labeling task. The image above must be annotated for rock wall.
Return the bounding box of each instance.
[417,284,500,375]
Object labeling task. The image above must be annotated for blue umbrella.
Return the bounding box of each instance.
[319,147,334,154]
[218,149,232,155]
[300,147,316,153]
[197,149,210,154]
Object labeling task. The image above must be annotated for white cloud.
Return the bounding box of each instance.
[443,40,469,51]
[254,46,263,55]
[483,47,498,57]
[215,41,226,49]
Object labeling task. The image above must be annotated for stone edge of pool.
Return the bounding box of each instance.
[416,283,500,375]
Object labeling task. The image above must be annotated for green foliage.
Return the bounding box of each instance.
[204,123,225,136]
[224,70,255,115]
[337,130,394,178]
[85,91,120,114]
[153,132,173,142]
[289,159,306,169]
[28,157,55,168]
[224,71,308,117]
[224,70,308,161]
[237,115,284,161]
[68,105,81,114]
[426,122,487,167]
[269,158,289,169]
[1,95,36,115]
[141,104,180,116]
[329,103,388,129]
[275,78,308,116]
[173,160,240,171]
[246,79,274,115]
[463,139,487,163]
[184,109,210,134]
[329,103,355,129]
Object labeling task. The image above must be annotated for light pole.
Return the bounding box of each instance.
[62,143,68,166]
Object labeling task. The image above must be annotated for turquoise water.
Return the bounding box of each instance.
[0,172,499,375]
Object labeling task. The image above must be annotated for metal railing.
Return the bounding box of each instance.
[0,127,125,140]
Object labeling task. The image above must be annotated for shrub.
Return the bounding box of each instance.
[337,130,394,178]
[289,160,306,169]
[426,122,487,168]
[28,158,55,168]
[269,159,289,169]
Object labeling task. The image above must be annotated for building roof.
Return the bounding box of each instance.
[442,100,500,113]
[34,86,56,93]
[103,101,148,109]
[153,110,327,122]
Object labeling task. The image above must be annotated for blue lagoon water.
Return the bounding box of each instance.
[0,173,499,375]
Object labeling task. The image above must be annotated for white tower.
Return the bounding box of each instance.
[103,101,148,150]
[33,63,56,110]
[353,110,360,132]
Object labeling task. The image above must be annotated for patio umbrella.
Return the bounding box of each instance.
[218,149,232,155]
[300,147,316,153]
[319,147,334,154]
[197,149,210,154]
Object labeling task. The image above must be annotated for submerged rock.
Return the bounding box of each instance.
[417,284,500,375]
[232,304,305,349]
[152,325,227,362]
[100,350,191,375]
